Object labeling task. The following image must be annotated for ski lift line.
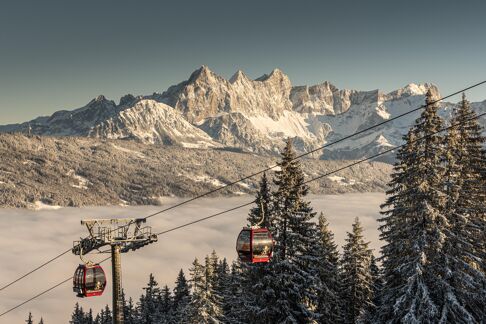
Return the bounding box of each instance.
[154,201,256,236]
[0,277,72,318]
[0,249,72,292]
[0,82,484,299]
[1,111,484,319]
[0,256,111,318]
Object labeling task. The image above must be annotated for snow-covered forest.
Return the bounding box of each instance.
[26,91,486,323]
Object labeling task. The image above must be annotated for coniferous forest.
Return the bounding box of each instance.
[28,91,486,323]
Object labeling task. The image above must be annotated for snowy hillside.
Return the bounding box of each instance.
[1,66,485,160]
[0,134,392,208]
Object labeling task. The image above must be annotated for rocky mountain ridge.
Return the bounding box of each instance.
[2,66,485,161]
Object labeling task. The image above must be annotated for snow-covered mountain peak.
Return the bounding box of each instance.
[255,68,289,83]
[188,65,225,84]
[229,69,250,84]
[2,66,484,163]
[386,83,439,100]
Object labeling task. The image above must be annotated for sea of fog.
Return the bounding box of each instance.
[0,193,385,323]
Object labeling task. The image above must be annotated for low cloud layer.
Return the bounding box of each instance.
[0,193,385,323]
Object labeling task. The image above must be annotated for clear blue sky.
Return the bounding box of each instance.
[1,0,485,124]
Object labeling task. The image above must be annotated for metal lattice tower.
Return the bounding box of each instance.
[72,218,157,324]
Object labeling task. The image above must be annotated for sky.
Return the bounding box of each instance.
[0,193,385,323]
[0,0,485,124]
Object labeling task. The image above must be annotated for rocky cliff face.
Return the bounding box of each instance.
[1,66,484,161]
[157,66,292,123]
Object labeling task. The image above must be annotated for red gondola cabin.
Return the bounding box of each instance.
[236,228,273,263]
[73,264,106,297]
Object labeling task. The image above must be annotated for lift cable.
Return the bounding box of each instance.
[1,80,484,295]
[0,256,111,318]
[1,110,484,319]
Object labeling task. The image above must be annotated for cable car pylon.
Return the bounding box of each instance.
[72,218,157,324]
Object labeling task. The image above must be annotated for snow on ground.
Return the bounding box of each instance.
[32,201,62,210]
[248,111,314,140]
[66,170,91,190]
[180,141,216,149]
[110,144,146,159]
[237,182,251,189]
[0,193,385,323]
[192,174,226,187]
[376,135,395,147]
[327,175,357,186]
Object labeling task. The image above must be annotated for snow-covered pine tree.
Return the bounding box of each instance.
[220,261,248,324]
[160,285,173,322]
[365,255,383,323]
[187,257,221,323]
[214,257,231,319]
[85,309,94,324]
[138,273,163,324]
[172,269,191,323]
[205,253,224,322]
[123,293,138,324]
[340,217,373,323]
[316,212,343,323]
[440,93,486,322]
[377,90,449,323]
[256,138,321,323]
[94,305,112,324]
[208,249,225,320]
[70,303,86,324]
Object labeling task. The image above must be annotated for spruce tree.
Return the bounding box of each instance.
[440,93,486,322]
[70,303,86,324]
[124,297,138,324]
[94,305,112,324]
[378,90,449,322]
[366,255,383,323]
[85,309,94,324]
[316,213,343,324]
[160,285,173,318]
[221,261,248,324]
[38,318,44,324]
[187,257,221,323]
[256,138,321,323]
[214,257,231,320]
[340,217,373,323]
[205,253,224,322]
[172,269,191,323]
[138,273,162,324]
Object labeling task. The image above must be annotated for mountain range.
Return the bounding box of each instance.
[2,66,485,161]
